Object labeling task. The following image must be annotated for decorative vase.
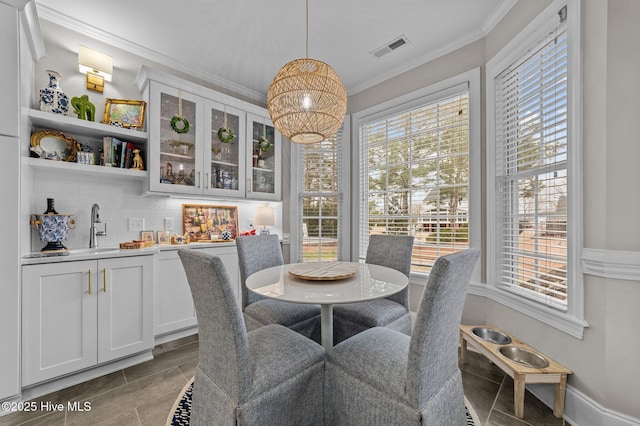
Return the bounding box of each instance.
[39,70,70,115]
[221,228,232,240]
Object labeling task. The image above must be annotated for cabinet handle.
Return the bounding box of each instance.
[88,269,92,295]
[205,173,209,189]
[103,268,107,292]
[197,172,201,188]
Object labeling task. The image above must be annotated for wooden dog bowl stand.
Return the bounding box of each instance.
[459,325,572,419]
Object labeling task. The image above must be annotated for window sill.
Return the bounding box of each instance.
[467,283,588,339]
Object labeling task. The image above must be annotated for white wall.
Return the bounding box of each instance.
[349,0,640,422]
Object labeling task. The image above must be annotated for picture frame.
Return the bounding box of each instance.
[103,99,146,129]
[30,130,79,162]
[157,230,170,245]
[182,204,238,242]
[140,230,155,243]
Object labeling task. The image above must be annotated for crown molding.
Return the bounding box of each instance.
[35,4,266,103]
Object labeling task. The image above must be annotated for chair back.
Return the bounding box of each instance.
[178,249,252,401]
[365,234,414,308]
[406,248,480,408]
[236,235,284,309]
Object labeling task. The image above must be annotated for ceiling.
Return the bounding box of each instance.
[34,0,516,102]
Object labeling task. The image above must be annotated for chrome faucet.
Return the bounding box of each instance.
[89,203,107,248]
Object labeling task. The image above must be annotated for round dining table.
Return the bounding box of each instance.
[245,261,409,350]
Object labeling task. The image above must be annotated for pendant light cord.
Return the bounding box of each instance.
[306,0,309,58]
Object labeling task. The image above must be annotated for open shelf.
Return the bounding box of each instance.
[25,108,148,144]
[25,157,148,180]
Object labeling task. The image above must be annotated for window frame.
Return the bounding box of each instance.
[289,120,351,263]
[486,0,587,338]
[352,68,481,285]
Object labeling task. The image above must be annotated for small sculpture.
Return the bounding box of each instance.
[71,95,96,121]
[131,149,144,170]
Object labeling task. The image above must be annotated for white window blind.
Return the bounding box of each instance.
[297,129,343,262]
[359,88,470,273]
[494,11,569,310]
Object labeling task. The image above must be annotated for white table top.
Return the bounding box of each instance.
[245,262,408,305]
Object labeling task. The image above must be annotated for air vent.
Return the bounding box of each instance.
[371,35,410,58]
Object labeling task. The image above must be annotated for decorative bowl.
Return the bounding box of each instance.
[499,346,549,368]
[471,327,512,344]
[30,213,76,252]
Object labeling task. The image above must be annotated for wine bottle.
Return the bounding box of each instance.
[44,198,58,214]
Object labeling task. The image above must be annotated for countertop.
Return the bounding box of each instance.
[22,241,236,265]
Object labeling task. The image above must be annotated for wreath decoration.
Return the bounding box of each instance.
[258,136,272,152]
[171,115,190,134]
[217,127,234,143]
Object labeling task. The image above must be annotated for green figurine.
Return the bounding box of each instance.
[71,95,96,121]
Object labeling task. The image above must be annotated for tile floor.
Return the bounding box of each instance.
[0,335,568,425]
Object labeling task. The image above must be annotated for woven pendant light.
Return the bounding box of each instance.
[267,0,347,144]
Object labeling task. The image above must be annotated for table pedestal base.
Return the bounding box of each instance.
[321,304,333,350]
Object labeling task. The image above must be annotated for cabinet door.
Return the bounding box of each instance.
[204,100,246,197]
[22,261,97,386]
[97,256,154,363]
[0,3,19,137]
[155,250,197,336]
[246,113,282,200]
[148,81,204,195]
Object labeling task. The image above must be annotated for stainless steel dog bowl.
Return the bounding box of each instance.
[471,327,512,345]
[499,346,549,368]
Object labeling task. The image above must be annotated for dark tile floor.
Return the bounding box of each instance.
[1,335,568,425]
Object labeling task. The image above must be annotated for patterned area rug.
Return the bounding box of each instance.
[167,378,481,425]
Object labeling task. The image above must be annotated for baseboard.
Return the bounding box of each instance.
[154,326,198,346]
[526,381,640,426]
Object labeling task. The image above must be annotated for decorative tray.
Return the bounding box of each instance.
[288,261,359,281]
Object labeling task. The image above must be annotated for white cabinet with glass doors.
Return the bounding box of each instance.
[148,81,204,195]
[246,113,281,200]
[142,67,281,200]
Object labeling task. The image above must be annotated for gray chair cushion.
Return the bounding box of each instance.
[178,249,326,426]
[236,235,321,341]
[325,248,480,425]
[333,235,415,343]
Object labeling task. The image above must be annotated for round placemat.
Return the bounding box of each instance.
[288,261,360,281]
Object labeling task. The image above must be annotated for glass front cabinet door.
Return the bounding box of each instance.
[246,113,281,200]
[204,100,246,197]
[148,81,204,195]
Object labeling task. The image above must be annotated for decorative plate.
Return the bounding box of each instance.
[288,261,359,281]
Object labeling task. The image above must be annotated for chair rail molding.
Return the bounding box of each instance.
[581,248,640,282]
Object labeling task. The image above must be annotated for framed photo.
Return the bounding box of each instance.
[103,99,146,129]
[157,230,170,245]
[140,230,155,243]
[182,204,238,241]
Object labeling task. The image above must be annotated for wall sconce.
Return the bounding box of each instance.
[78,45,113,93]
[254,205,276,235]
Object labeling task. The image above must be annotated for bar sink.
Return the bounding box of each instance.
[471,327,512,344]
[499,346,549,368]
[68,247,120,255]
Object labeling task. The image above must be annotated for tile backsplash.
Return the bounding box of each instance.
[27,169,282,253]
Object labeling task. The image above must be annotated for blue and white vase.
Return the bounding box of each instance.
[221,228,232,240]
[39,70,70,115]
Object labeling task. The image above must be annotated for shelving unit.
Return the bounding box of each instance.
[24,108,149,180]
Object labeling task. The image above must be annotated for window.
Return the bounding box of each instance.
[487,0,585,337]
[292,126,348,262]
[355,69,480,276]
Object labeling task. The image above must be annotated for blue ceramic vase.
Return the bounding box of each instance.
[39,70,70,115]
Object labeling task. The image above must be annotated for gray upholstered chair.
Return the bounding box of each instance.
[178,249,325,426]
[325,248,480,425]
[333,234,414,344]
[236,235,321,341]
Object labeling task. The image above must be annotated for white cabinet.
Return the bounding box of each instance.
[0,2,19,137]
[246,113,281,200]
[139,66,281,200]
[154,245,239,338]
[22,255,153,386]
